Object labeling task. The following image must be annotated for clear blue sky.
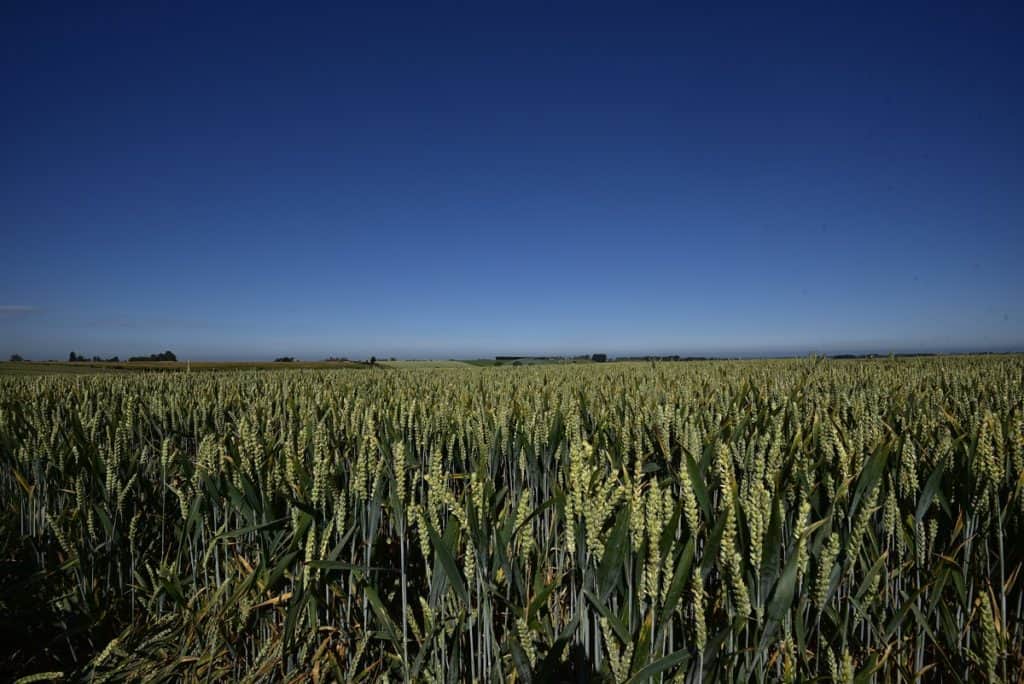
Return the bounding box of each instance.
[2,2,1022,360]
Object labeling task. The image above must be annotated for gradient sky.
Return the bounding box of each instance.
[2,2,1022,360]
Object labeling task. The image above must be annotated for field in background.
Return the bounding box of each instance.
[461,357,597,367]
[4,355,1014,375]
[2,355,1023,680]
[379,360,477,369]
[0,360,368,375]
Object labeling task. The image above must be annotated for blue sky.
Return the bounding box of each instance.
[2,2,1022,360]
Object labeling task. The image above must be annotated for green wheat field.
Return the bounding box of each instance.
[2,356,1022,682]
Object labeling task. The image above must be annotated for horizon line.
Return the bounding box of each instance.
[7,348,1024,364]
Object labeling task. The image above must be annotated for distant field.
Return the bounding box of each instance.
[379,360,476,369]
[0,362,127,376]
[5,355,1016,375]
[461,357,596,367]
[0,360,368,375]
[1,358,595,374]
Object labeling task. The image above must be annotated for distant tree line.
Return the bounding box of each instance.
[128,351,177,362]
[68,352,120,363]
[67,350,177,363]
[274,357,296,363]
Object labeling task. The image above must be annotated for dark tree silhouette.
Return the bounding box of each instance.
[129,350,177,362]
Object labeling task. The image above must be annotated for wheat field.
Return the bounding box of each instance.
[2,356,1022,682]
